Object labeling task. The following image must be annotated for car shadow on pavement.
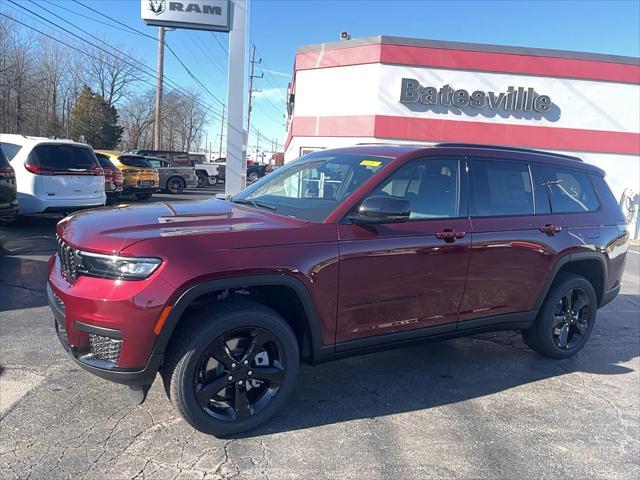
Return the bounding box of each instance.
[0,215,59,312]
[238,299,638,437]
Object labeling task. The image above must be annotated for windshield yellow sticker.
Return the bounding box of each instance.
[360,160,382,167]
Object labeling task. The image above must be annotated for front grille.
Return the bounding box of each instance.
[88,334,122,365]
[56,234,79,281]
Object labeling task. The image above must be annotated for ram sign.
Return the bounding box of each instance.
[141,0,231,32]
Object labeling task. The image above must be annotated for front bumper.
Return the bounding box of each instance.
[49,283,162,386]
[47,253,173,386]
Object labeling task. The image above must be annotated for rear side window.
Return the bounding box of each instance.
[469,159,533,216]
[542,166,599,213]
[119,156,153,168]
[95,153,116,169]
[0,142,22,161]
[0,146,8,166]
[28,144,98,170]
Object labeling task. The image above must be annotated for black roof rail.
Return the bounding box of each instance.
[434,143,583,162]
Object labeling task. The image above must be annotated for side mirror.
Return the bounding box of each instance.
[349,195,411,224]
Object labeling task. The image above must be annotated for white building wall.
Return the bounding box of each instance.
[293,64,640,133]
[287,62,640,207]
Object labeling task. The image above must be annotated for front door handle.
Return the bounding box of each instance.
[436,229,466,243]
[539,224,562,235]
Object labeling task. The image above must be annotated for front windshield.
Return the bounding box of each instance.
[233,153,392,221]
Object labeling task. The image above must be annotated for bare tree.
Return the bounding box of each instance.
[86,41,141,107]
[119,89,155,150]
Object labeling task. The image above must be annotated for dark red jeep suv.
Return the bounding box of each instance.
[48,144,628,436]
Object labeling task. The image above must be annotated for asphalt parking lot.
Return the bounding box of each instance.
[1,190,638,479]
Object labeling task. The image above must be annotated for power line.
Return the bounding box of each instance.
[211,32,228,56]
[39,0,152,39]
[0,11,225,125]
[5,2,226,120]
[187,31,227,76]
[70,0,226,109]
[71,0,157,41]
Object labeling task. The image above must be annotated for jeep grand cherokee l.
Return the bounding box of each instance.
[48,144,628,436]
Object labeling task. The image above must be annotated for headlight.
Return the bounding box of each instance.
[77,251,162,280]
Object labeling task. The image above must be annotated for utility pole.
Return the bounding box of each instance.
[153,26,165,150]
[218,104,225,158]
[246,44,263,147]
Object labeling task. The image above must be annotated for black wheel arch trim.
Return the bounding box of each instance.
[152,274,329,362]
[534,251,608,312]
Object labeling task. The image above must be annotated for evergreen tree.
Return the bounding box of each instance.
[69,87,124,148]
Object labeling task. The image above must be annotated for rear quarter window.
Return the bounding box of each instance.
[0,142,22,162]
[543,166,599,213]
[29,144,98,170]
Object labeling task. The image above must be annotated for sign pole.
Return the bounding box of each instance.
[225,0,247,196]
[153,26,165,150]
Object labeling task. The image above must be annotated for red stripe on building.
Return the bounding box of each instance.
[295,44,640,84]
[289,115,640,155]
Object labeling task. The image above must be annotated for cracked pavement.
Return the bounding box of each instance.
[1,196,639,479]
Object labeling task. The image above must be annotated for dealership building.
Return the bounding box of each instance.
[284,35,640,207]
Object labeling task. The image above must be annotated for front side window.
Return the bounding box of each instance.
[543,166,599,213]
[469,159,533,216]
[234,153,392,221]
[371,158,460,219]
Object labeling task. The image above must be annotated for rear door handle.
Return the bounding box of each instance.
[539,224,562,235]
[436,229,466,242]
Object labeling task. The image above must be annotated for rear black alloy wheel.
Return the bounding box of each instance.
[167,176,186,194]
[162,300,299,436]
[551,287,590,349]
[196,172,207,188]
[195,327,285,421]
[522,272,597,359]
[207,176,218,186]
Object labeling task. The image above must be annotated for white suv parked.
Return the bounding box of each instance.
[0,135,106,215]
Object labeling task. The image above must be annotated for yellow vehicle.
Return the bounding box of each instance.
[95,151,159,200]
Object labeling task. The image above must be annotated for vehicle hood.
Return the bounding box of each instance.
[57,199,310,253]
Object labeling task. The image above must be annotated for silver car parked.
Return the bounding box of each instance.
[145,157,198,194]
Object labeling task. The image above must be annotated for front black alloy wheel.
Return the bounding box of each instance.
[522,272,597,359]
[195,327,286,421]
[162,300,299,436]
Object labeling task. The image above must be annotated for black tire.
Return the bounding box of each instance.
[166,176,186,194]
[106,194,120,206]
[522,272,597,359]
[161,300,300,437]
[207,176,218,186]
[196,172,207,188]
[135,192,153,200]
[248,172,259,183]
